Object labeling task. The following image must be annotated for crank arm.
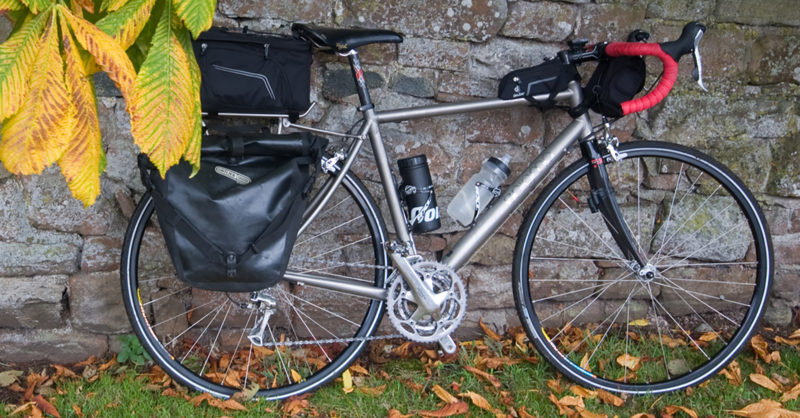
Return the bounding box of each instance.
[389,252,443,318]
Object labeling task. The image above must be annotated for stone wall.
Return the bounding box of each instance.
[1,0,798,362]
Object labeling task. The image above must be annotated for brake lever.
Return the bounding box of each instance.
[691,28,707,92]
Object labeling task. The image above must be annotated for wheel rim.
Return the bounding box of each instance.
[517,143,770,393]
[122,172,388,400]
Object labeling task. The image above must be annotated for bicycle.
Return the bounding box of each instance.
[120,21,772,400]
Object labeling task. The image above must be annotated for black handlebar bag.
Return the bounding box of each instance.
[193,27,313,118]
[138,132,328,292]
[583,56,646,117]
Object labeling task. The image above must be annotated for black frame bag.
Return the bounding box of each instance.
[583,56,646,117]
[138,132,328,292]
[498,59,580,106]
[193,27,313,118]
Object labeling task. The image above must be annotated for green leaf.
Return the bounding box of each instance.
[175,13,201,174]
[95,0,157,49]
[100,0,129,12]
[129,0,194,177]
[18,0,52,14]
[0,10,48,119]
[172,0,215,38]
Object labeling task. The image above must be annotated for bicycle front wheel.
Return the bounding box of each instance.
[513,141,772,394]
[121,169,389,400]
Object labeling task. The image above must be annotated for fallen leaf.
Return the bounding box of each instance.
[773,336,799,346]
[549,393,575,416]
[349,364,370,375]
[630,414,655,418]
[52,365,78,380]
[464,365,502,389]
[0,370,23,387]
[579,409,608,418]
[518,405,536,418]
[698,332,718,342]
[34,395,60,418]
[720,360,743,386]
[392,342,413,357]
[388,409,413,418]
[781,382,800,402]
[749,373,781,392]
[580,354,592,372]
[358,384,386,396]
[342,369,354,394]
[661,335,687,348]
[596,389,625,407]
[74,356,97,368]
[232,381,260,402]
[628,319,649,326]
[479,318,503,341]
[71,404,83,418]
[556,395,585,409]
[750,335,780,364]
[729,399,800,417]
[418,401,470,417]
[616,354,641,371]
[401,378,424,393]
[290,369,303,384]
[459,391,498,413]
[570,385,598,399]
[432,384,459,404]
[663,405,698,418]
[547,379,564,394]
[282,396,310,416]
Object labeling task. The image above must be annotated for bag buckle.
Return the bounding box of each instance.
[226,253,237,278]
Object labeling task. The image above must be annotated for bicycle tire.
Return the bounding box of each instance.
[512,141,772,394]
[121,168,389,400]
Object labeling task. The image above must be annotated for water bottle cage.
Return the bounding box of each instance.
[470,181,502,225]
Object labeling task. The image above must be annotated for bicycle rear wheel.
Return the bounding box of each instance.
[121,168,389,400]
[513,141,772,394]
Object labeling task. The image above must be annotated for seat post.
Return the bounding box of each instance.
[345,50,374,110]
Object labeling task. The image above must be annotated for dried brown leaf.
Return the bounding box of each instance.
[432,384,459,404]
[71,404,84,418]
[749,373,781,392]
[596,389,625,407]
[579,409,608,418]
[518,405,536,418]
[616,354,641,371]
[663,405,698,418]
[570,385,598,399]
[418,401,470,417]
[789,329,800,339]
[580,354,592,372]
[388,409,413,418]
[459,391,498,413]
[0,370,23,387]
[464,365,502,389]
[479,318,503,342]
[729,399,800,417]
[630,414,655,418]
[549,393,574,416]
[358,384,386,397]
[720,360,743,386]
[33,395,60,418]
[557,395,585,409]
[750,335,777,364]
[282,395,310,416]
[781,383,800,402]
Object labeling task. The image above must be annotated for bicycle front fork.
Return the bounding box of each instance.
[580,133,649,271]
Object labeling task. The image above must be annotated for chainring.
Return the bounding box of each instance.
[387,261,467,343]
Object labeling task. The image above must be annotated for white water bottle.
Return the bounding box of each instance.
[447,154,511,226]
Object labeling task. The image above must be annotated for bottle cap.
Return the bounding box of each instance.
[397,154,428,169]
[487,156,511,177]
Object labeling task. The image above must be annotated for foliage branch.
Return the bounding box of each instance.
[0,0,216,206]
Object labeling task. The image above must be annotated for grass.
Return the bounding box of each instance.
[2,329,799,417]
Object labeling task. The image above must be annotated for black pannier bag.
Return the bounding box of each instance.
[583,56,646,117]
[138,132,328,292]
[498,59,580,106]
[193,27,313,117]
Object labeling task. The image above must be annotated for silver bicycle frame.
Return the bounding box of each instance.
[285,50,594,302]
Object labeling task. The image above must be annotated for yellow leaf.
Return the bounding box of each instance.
[349,364,369,376]
[628,319,649,327]
[0,10,48,119]
[0,0,25,14]
[342,369,353,393]
[94,0,157,49]
[173,0,215,38]
[1,11,75,175]
[579,409,608,418]
[432,384,459,404]
[616,354,641,371]
[698,332,718,342]
[58,24,104,206]
[580,354,591,372]
[290,369,302,384]
[129,4,194,177]
[748,373,781,393]
[101,0,129,12]
[60,5,136,101]
[789,329,800,339]
[728,399,800,417]
[570,385,597,399]
[20,0,52,14]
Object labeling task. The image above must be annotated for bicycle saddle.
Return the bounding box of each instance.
[291,23,403,53]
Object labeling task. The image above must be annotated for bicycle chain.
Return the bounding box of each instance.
[253,333,405,348]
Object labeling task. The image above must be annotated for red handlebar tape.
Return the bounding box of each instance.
[604,42,679,115]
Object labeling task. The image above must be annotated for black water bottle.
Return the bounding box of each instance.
[397,155,441,233]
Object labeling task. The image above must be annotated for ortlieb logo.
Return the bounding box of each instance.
[215,166,251,185]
